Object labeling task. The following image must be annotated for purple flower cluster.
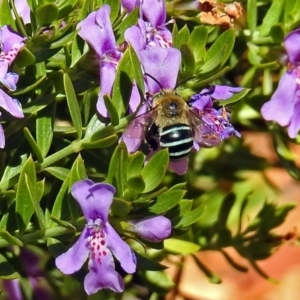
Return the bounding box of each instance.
[56,179,171,294]
[0,25,25,148]
[261,27,300,138]
[76,0,242,175]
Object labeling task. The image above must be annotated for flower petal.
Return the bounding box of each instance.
[128,216,171,242]
[287,98,300,138]
[106,223,136,274]
[0,25,25,53]
[0,90,24,118]
[77,5,115,56]
[55,228,89,274]
[71,180,116,222]
[84,248,124,294]
[121,0,140,12]
[0,123,5,149]
[284,27,300,63]
[141,0,166,26]
[209,85,244,99]
[0,72,19,91]
[261,72,296,126]
[169,158,189,175]
[125,23,146,57]
[140,47,181,93]
[97,62,117,117]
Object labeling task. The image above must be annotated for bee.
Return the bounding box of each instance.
[125,79,222,161]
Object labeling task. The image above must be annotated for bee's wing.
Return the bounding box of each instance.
[188,110,222,148]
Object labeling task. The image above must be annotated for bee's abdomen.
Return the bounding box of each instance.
[159,124,193,160]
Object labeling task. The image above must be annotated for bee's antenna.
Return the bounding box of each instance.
[144,73,163,90]
[175,76,196,89]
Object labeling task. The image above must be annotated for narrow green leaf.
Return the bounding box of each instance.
[107,142,128,197]
[0,254,19,280]
[16,156,36,233]
[103,94,119,126]
[149,190,186,214]
[43,167,70,181]
[189,25,208,64]
[25,176,46,230]
[23,127,44,163]
[36,4,59,26]
[206,28,235,67]
[141,149,169,193]
[247,0,257,34]
[127,175,145,193]
[0,231,23,247]
[50,30,79,49]
[0,0,16,28]
[105,0,120,23]
[164,239,200,254]
[181,43,195,78]
[110,197,132,217]
[174,205,205,228]
[63,73,83,139]
[82,135,118,149]
[259,0,285,37]
[127,151,145,179]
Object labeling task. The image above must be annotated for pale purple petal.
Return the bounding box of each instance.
[106,223,136,273]
[128,82,142,112]
[284,27,300,63]
[121,135,143,152]
[0,123,5,148]
[140,48,181,93]
[0,90,24,118]
[169,158,189,175]
[97,62,117,117]
[0,72,19,91]
[128,216,171,242]
[84,248,124,294]
[261,72,296,126]
[55,228,89,274]
[121,0,140,12]
[190,93,213,110]
[77,5,115,56]
[125,24,146,57]
[14,0,31,24]
[0,25,25,52]
[287,98,300,138]
[141,0,166,26]
[2,279,22,300]
[71,180,116,222]
[209,85,244,99]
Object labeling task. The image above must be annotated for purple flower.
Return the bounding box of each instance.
[127,216,171,242]
[55,180,136,295]
[261,27,300,138]
[76,5,140,118]
[14,0,31,24]
[2,279,23,300]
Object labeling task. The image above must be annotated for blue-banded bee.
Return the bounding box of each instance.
[125,85,222,161]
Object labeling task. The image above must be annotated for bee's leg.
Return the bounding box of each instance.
[146,123,159,150]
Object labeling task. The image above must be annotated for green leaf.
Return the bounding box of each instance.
[115,8,139,44]
[0,0,16,28]
[164,239,200,254]
[111,46,144,117]
[36,4,59,26]
[189,25,207,64]
[15,48,36,68]
[110,197,132,217]
[259,0,285,37]
[103,94,119,126]
[16,156,37,233]
[175,25,190,50]
[50,174,71,227]
[148,190,186,214]
[247,0,257,33]
[50,30,79,49]
[36,101,55,158]
[43,167,70,181]
[141,149,169,193]
[23,127,44,163]
[180,43,195,78]
[0,254,19,280]
[0,231,23,247]
[25,176,46,230]
[127,175,145,193]
[205,28,235,68]
[127,151,145,179]
[63,73,83,139]
[105,0,120,23]
[174,204,205,228]
[107,142,128,197]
